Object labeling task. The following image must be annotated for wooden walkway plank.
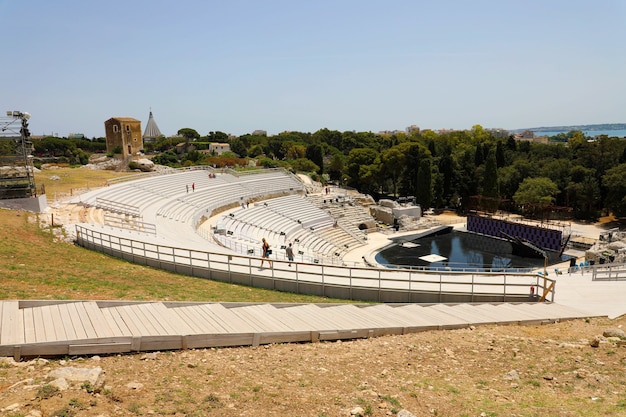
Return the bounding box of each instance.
[0,300,600,359]
[432,304,500,325]
[362,305,423,326]
[330,305,399,328]
[48,304,69,342]
[193,304,245,333]
[113,305,154,336]
[72,302,98,339]
[495,303,550,320]
[149,303,195,335]
[169,306,219,333]
[296,304,363,329]
[57,303,79,341]
[198,304,258,333]
[464,303,530,324]
[230,306,284,332]
[82,302,117,338]
[16,306,25,344]
[260,305,314,331]
[364,305,440,333]
[191,304,247,333]
[100,306,134,337]
[40,305,60,342]
[526,303,594,319]
[130,304,169,335]
[137,303,194,335]
[22,307,37,344]
[0,301,20,345]
[32,306,49,343]
[398,304,469,328]
[232,305,289,332]
[281,305,338,330]
[66,302,90,340]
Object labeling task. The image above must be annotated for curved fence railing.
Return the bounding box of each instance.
[75,225,555,303]
[591,262,626,281]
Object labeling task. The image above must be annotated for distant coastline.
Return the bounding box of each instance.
[511,123,626,133]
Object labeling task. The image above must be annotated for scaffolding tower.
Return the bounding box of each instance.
[0,111,36,199]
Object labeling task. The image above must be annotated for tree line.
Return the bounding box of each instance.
[27,126,626,221]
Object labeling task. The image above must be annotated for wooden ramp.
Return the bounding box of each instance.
[0,300,600,360]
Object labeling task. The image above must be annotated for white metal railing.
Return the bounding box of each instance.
[591,262,626,280]
[75,224,554,303]
[103,213,157,235]
[96,197,140,217]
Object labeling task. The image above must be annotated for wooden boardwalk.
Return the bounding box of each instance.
[0,300,599,360]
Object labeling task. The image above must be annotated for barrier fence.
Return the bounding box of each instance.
[75,224,554,303]
[591,263,626,281]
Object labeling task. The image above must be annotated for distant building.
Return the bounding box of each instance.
[406,125,420,134]
[487,128,509,138]
[378,130,404,136]
[513,131,549,144]
[518,130,535,139]
[252,130,267,136]
[104,117,143,157]
[208,142,231,155]
[143,110,163,143]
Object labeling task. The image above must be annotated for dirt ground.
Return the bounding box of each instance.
[2,315,626,417]
[6,177,625,416]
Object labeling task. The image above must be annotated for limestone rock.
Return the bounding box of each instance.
[50,377,69,391]
[126,382,144,390]
[47,366,105,392]
[589,336,601,347]
[603,328,626,339]
[350,406,365,416]
[503,370,520,381]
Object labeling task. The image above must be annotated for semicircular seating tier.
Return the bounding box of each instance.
[67,168,306,252]
[214,194,368,265]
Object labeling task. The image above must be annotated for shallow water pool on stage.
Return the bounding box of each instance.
[375,230,573,272]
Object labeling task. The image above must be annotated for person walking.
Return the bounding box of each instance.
[260,238,272,268]
[286,243,295,267]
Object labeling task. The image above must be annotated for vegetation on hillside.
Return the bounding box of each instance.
[26,126,626,221]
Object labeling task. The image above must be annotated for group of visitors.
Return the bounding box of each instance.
[260,238,295,268]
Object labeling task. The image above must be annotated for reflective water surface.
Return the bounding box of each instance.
[376,230,573,272]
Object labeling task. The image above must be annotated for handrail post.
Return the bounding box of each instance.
[349,266,352,299]
[439,272,442,302]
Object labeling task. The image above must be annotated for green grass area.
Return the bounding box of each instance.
[0,208,342,303]
[1,167,345,303]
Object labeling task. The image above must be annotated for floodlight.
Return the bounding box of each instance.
[22,112,31,120]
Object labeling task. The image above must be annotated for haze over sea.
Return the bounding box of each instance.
[534,129,626,138]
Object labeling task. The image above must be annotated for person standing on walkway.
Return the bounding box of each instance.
[286,243,295,267]
[260,238,272,268]
[192,182,195,192]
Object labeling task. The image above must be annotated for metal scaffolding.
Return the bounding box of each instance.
[0,111,36,199]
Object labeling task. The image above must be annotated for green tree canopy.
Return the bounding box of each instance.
[602,163,626,217]
[513,177,559,216]
[177,128,200,141]
[346,148,379,191]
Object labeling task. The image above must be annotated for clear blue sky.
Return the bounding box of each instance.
[1,0,625,138]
